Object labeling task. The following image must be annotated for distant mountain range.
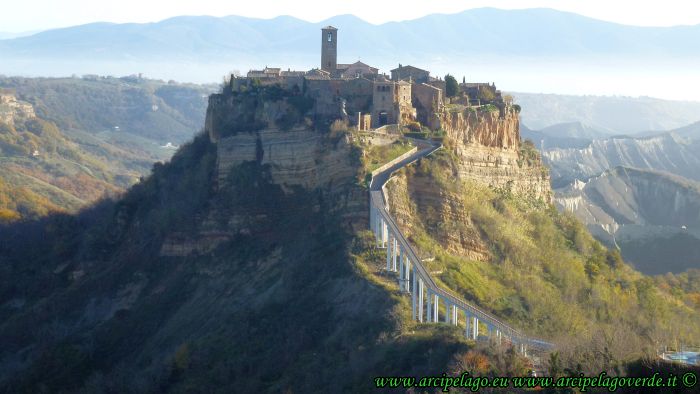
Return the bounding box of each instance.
[514,93,700,133]
[1,8,700,86]
[3,9,700,61]
[541,123,700,188]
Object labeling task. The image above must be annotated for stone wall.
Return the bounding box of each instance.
[412,83,443,126]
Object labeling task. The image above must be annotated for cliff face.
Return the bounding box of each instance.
[383,108,552,261]
[0,92,35,125]
[440,108,552,202]
[386,172,491,262]
[162,91,364,256]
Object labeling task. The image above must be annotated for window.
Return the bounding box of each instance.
[328,33,332,42]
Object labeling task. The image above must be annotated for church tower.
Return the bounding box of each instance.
[321,26,337,73]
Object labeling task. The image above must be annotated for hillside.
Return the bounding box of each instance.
[0,78,214,221]
[1,82,699,391]
[0,132,473,393]
[554,167,700,274]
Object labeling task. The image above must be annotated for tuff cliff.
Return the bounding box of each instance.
[161,87,365,256]
[385,107,552,262]
[438,107,552,202]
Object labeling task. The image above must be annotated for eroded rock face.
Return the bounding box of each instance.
[439,108,520,149]
[0,92,35,125]
[385,173,491,262]
[441,108,551,202]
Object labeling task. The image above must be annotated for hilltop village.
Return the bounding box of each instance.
[222,26,512,134]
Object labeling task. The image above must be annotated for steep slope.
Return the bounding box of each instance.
[0,89,475,392]
[383,149,700,374]
[555,167,700,274]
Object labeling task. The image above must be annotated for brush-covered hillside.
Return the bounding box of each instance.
[0,77,214,221]
[1,81,699,393]
[384,141,700,374]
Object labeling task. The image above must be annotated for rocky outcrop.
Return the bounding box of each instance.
[440,108,551,202]
[163,91,366,257]
[0,92,35,125]
[385,173,491,262]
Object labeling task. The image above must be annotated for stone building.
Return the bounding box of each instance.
[337,61,378,79]
[371,76,415,127]
[390,65,430,83]
[227,25,510,132]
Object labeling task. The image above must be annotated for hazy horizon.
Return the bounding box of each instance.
[3,6,700,101]
[3,1,700,33]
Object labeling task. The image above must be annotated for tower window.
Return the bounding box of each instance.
[328,33,332,42]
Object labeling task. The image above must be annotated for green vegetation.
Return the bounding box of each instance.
[356,136,414,176]
[477,86,497,102]
[0,131,478,392]
[1,76,213,143]
[0,77,213,220]
[390,149,700,374]
[445,74,458,98]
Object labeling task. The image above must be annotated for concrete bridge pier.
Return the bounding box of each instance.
[398,247,405,290]
[386,232,393,270]
[464,311,471,338]
[451,305,458,326]
[472,317,479,340]
[418,278,425,322]
[392,237,398,271]
[426,289,433,323]
[382,220,388,247]
[412,274,418,319]
[433,293,439,323]
[403,255,411,293]
[445,300,451,324]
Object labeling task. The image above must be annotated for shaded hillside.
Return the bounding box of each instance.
[0,130,478,392]
[555,167,700,274]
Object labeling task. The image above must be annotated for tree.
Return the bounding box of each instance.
[445,74,458,98]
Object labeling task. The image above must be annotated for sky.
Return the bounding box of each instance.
[3,0,700,33]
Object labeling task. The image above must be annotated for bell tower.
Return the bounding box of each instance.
[321,26,337,73]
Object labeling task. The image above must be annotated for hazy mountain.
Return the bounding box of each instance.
[520,124,593,150]
[514,93,700,133]
[542,132,700,188]
[555,167,700,274]
[3,9,700,60]
[1,8,700,85]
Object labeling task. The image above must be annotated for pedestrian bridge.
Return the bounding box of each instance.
[368,140,553,355]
